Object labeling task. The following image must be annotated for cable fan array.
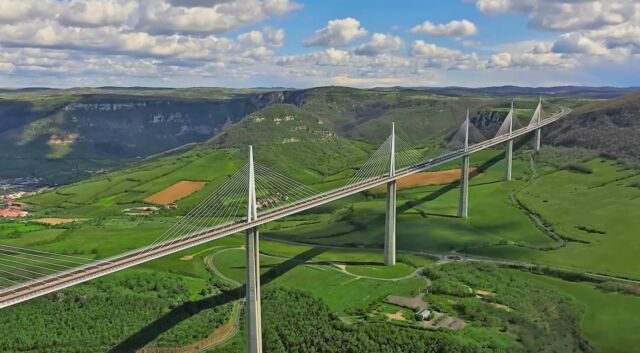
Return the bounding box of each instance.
[527,100,543,127]
[444,119,487,151]
[141,161,321,255]
[345,133,425,186]
[0,244,98,289]
[495,108,524,137]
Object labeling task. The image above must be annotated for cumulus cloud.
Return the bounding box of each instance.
[552,33,609,55]
[237,30,265,46]
[410,19,478,38]
[136,0,301,34]
[58,0,137,28]
[303,17,367,47]
[263,27,285,47]
[410,40,461,59]
[474,0,636,32]
[489,41,578,69]
[354,33,403,56]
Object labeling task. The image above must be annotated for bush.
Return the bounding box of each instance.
[563,163,593,174]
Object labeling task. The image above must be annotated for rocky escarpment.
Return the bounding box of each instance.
[0,90,292,182]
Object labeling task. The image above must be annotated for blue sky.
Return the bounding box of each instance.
[0,0,638,88]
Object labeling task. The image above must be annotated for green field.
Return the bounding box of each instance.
[522,273,640,353]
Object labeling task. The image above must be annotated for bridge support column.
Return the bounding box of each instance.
[534,128,541,151]
[505,139,513,181]
[458,155,469,218]
[384,180,396,265]
[245,145,262,353]
[246,227,262,353]
[384,122,396,266]
[459,111,470,218]
[505,102,515,181]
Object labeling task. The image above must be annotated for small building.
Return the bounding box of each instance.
[0,209,28,218]
[9,201,30,210]
[416,308,431,320]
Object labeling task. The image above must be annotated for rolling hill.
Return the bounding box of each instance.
[547,92,640,164]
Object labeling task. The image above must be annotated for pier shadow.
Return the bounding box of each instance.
[108,246,326,353]
[397,137,531,216]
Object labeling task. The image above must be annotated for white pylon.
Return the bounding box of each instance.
[534,96,542,151]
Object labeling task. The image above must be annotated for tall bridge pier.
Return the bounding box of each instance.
[505,102,514,181]
[458,111,470,218]
[534,97,543,151]
[384,123,397,266]
[246,146,263,353]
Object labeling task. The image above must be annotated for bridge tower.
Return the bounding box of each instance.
[246,146,263,353]
[505,101,514,181]
[384,123,397,266]
[534,97,542,151]
[458,111,470,218]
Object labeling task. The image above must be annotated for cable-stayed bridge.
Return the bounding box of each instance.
[0,100,569,353]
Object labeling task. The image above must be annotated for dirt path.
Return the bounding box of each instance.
[507,154,568,249]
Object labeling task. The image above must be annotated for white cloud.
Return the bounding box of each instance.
[411,19,478,38]
[303,17,367,47]
[552,33,609,55]
[488,52,512,68]
[354,33,403,56]
[489,41,578,69]
[264,27,285,47]
[410,40,461,59]
[237,30,265,46]
[474,0,636,32]
[58,0,137,28]
[137,0,301,34]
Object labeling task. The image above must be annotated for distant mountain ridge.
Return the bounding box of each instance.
[2,85,638,99]
[374,85,640,99]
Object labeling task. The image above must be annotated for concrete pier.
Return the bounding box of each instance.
[505,139,513,181]
[458,155,469,218]
[384,180,397,265]
[534,128,541,151]
[384,123,396,266]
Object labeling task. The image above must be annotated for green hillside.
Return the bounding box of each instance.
[547,92,640,165]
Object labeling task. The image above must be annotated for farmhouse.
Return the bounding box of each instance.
[0,209,28,218]
[416,308,431,320]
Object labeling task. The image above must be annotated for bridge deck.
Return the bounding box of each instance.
[0,106,571,308]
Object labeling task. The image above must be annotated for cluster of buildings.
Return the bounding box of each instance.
[257,193,289,209]
[0,177,41,190]
[0,192,32,218]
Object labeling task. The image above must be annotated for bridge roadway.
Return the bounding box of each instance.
[0,106,571,309]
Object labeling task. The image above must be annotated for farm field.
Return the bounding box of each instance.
[395,168,479,189]
[470,158,640,278]
[145,180,207,205]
